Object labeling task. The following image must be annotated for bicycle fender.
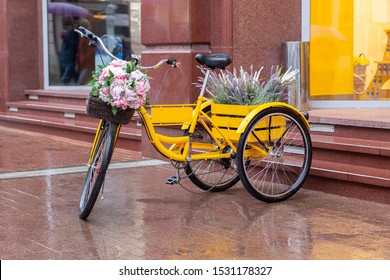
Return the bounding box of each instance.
[236,102,310,134]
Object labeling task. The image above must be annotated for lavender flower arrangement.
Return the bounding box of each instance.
[198,65,298,105]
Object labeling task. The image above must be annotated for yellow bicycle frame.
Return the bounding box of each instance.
[89,97,310,165]
[137,96,236,162]
[88,120,121,166]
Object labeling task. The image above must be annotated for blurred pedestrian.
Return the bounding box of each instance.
[59,16,79,84]
[77,18,95,85]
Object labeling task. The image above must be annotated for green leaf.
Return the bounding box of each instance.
[90,87,99,97]
[112,106,118,116]
[103,76,110,82]
[126,62,133,73]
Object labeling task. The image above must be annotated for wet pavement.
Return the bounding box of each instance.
[0,126,389,260]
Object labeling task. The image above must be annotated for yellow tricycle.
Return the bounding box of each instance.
[75,27,312,220]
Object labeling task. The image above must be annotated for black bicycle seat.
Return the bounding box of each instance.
[195,53,232,70]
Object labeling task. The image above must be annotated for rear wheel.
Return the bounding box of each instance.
[236,107,312,202]
[184,106,240,191]
[79,121,119,220]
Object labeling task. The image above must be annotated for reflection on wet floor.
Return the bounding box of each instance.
[1,165,389,260]
[0,126,389,260]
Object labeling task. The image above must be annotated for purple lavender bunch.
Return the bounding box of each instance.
[197,65,298,105]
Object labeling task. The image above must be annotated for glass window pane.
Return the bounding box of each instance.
[310,0,390,101]
[46,0,143,86]
[354,0,390,100]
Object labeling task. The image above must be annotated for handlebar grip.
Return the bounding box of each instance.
[75,26,98,47]
[78,26,94,37]
[167,58,178,68]
[75,26,177,68]
[131,54,139,66]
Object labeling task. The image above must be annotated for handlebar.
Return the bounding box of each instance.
[74,26,178,70]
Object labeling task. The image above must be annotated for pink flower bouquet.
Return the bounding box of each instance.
[89,59,150,115]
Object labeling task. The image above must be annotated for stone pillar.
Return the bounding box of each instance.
[0,0,41,111]
[0,0,10,111]
[140,0,212,158]
[210,0,233,57]
[141,0,211,103]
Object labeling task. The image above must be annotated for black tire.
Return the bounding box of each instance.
[236,107,312,202]
[184,106,240,192]
[79,121,119,220]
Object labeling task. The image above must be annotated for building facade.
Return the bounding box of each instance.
[0,0,303,107]
[2,1,390,114]
[1,1,389,201]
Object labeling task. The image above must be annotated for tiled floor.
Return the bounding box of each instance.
[0,125,389,260]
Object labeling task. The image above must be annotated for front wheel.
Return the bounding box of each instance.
[79,121,119,220]
[236,107,312,202]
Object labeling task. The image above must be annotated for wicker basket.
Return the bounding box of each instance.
[86,95,135,124]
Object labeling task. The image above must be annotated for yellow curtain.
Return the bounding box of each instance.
[310,0,354,96]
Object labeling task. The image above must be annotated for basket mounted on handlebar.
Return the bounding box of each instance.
[75,27,146,124]
[86,95,135,124]
[75,26,177,125]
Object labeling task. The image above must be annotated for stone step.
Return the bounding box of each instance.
[310,123,389,142]
[311,134,390,156]
[307,159,390,204]
[310,159,390,188]
[6,100,142,130]
[309,108,390,142]
[306,108,390,204]
[24,89,89,106]
[7,101,89,121]
[311,134,390,169]
[0,112,142,151]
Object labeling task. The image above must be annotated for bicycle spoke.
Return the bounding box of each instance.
[237,108,312,202]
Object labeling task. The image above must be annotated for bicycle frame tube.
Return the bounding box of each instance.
[88,121,122,167]
[88,120,105,167]
[135,67,237,162]
[196,109,237,153]
[138,97,233,162]
[138,106,189,162]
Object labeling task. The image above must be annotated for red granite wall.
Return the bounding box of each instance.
[233,0,301,70]
[210,0,233,56]
[0,0,41,109]
[140,0,301,158]
[141,0,211,105]
[139,0,301,158]
[140,0,213,158]
[0,0,301,157]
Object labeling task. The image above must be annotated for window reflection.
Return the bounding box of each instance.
[47,0,143,86]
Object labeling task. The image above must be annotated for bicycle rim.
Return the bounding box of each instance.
[184,106,240,191]
[79,122,118,219]
[237,108,312,202]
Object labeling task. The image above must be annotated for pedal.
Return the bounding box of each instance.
[165,176,178,185]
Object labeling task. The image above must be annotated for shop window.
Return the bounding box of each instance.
[45,0,143,87]
[310,0,390,101]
